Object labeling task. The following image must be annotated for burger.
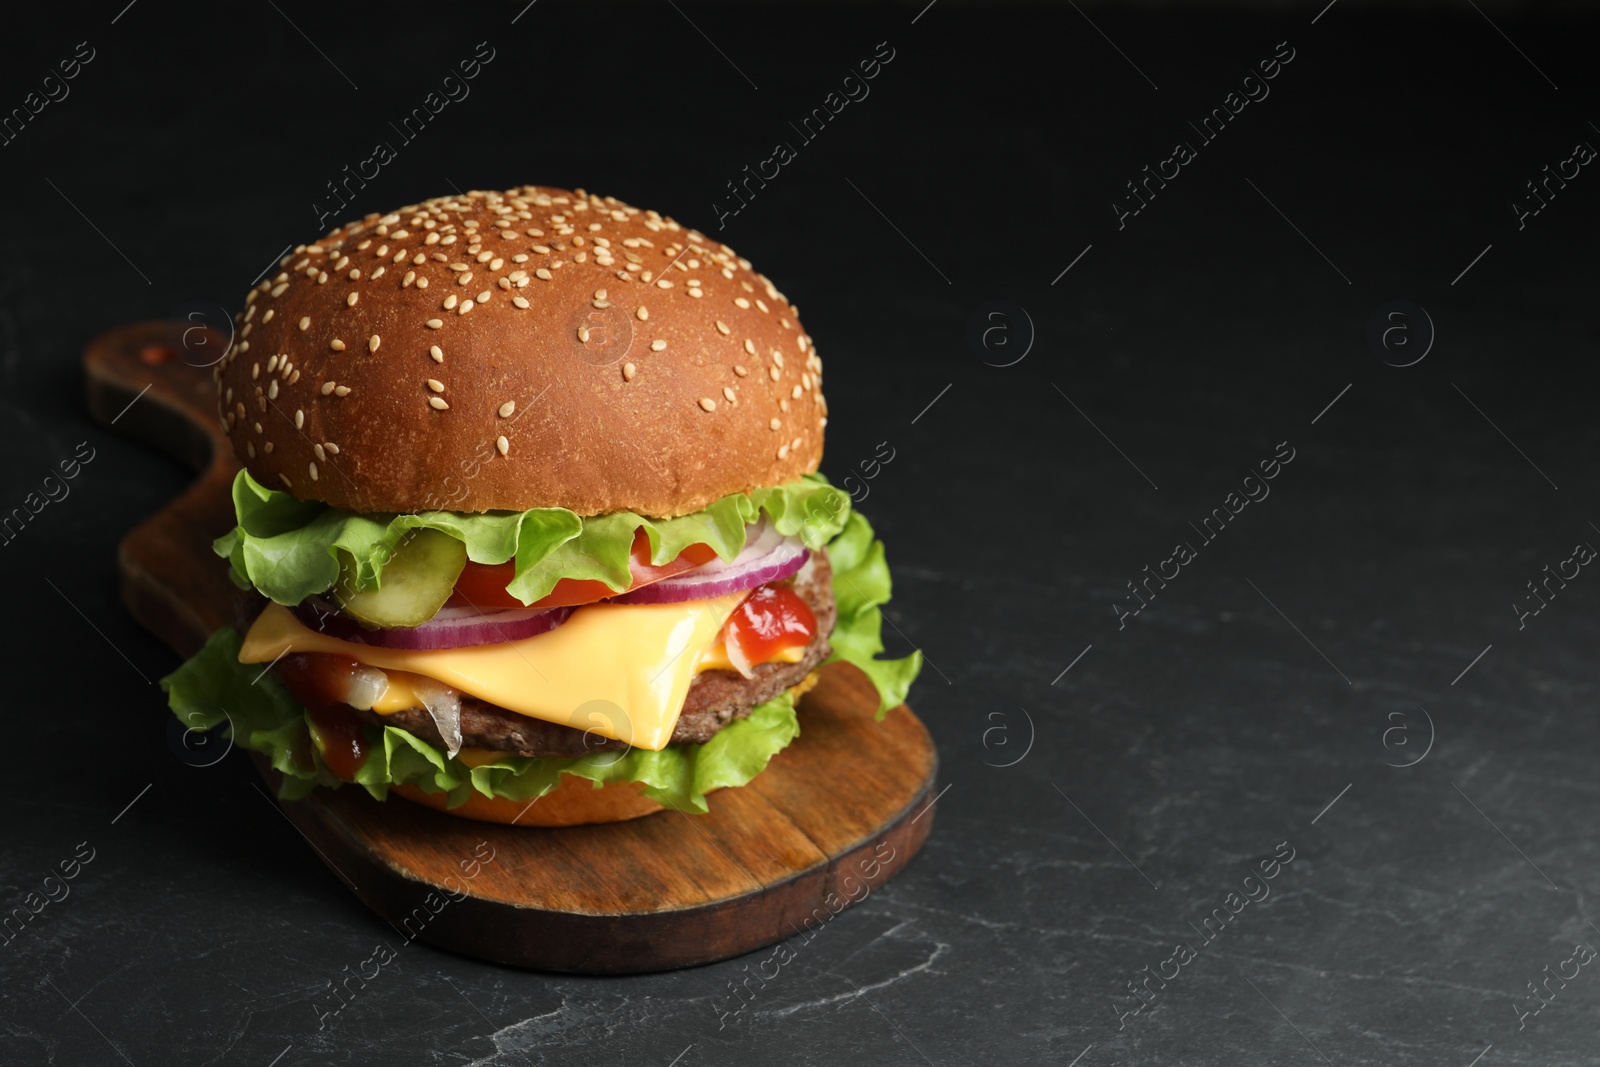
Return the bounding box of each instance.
[161,185,921,827]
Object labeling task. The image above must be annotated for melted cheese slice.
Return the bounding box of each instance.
[364,640,807,715]
[695,641,807,673]
[238,592,748,751]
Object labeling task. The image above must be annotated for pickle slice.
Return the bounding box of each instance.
[332,529,468,629]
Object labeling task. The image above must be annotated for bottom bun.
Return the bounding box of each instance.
[392,776,677,827]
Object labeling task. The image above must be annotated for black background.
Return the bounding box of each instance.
[3,1,1599,1064]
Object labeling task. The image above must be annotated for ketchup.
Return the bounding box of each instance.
[725,584,816,664]
[277,654,371,781]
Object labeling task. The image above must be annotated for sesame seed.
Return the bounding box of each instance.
[496,435,509,456]
[723,386,736,402]
[715,321,730,335]
[769,417,781,430]
[267,380,279,399]
[650,339,667,352]
[321,381,336,395]
[637,306,649,321]
[770,367,781,381]
[744,339,757,355]
[404,271,416,287]
[593,299,610,308]
[595,289,608,300]
[246,441,256,458]
[498,401,516,417]
[334,385,352,397]
[778,444,790,460]
[347,292,359,306]
[443,294,459,310]
[430,345,444,363]
[773,351,785,367]
[656,279,674,289]
[734,364,748,377]
[294,409,304,428]
[314,444,326,461]
[280,474,292,488]
[325,442,340,455]
[429,396,450,411]
[269,283,288,297]
[535,268,553,280]
[689,288,703,298]
[698,397,716,412]
[792,384,803,399]
[513,296,530,308]
[416,277,429,289]
[427,319,444,329]
[317,272,328,284]
[623,362,637,381]
[578,326,591,343]
[756,299,769,313]
[369,334,381,353]
[309,462,319,481]
[262,309,275,323]
[298,316,311,331]
[427,379,445,393]
[267,354,278,373]
[735,297,750,309]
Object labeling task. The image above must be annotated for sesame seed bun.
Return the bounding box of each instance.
[216,186,827,517]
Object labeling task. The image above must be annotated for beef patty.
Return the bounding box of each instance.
[342,550,836,757]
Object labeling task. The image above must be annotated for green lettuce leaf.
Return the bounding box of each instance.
[162,509,920,811]
[825,511,924,717]
[159,626,328,800]
[216,469,854,607]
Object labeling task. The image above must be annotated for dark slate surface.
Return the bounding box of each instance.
[2,1,1598,1064]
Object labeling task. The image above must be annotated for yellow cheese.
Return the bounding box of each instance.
[238,592,747,751]
[361,638,805,716]
[694,641,807,673]
[371,676,424,715]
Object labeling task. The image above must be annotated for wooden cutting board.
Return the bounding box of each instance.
[86,322,939,974]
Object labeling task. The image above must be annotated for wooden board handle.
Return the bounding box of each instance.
[85,322,247,657]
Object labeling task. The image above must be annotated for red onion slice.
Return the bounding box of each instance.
[291,597,573,651]
[611,522,809,605]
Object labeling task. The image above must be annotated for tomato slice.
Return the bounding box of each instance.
[724,584,817,666]
[445,529,719,610]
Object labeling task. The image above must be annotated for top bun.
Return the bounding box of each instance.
[215,186,826,517]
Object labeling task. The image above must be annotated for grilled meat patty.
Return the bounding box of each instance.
[344,551,835,757]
